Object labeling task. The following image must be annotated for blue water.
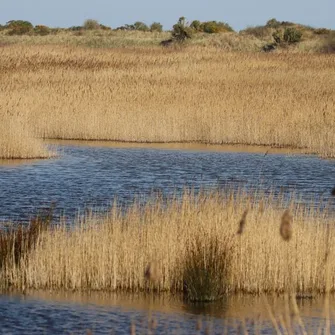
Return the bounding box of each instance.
[0,143,334,222]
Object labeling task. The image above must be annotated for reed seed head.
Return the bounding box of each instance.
[280,209,293,241]
[237,209,248,235]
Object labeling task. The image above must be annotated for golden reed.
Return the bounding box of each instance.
[1,191,334,294]
[0,44,334,158]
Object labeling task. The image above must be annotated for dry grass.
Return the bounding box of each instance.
[1,191,334,294]
[0,44,334,158]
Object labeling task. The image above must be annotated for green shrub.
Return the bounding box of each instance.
[283,27,302,44]
[172,17,193,42]
[272,30,283,44]
[34,25,50,36]
[190,20,202,31]
[183,235,232,301]
[150,22,163,32]
[133,21,149,31]
[199,21,234,34]
[83,19,100,30]
[266,18,281,28]
[6,20,33,35]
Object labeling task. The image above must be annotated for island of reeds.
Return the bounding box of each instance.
[1,190,334,300]
[0,17,334,159]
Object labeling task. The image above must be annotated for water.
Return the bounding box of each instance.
[0,291,334,334]
[0,142,334,223]
[0,141,335,333]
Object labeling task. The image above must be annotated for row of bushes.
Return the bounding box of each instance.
[2,20,52,36]
[1,19,164,35]
[2,18,333,37]
[1,18,234,36]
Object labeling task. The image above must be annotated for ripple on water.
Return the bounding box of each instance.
[0,142,334,223]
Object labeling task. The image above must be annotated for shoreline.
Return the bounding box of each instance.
[45,139,307,155]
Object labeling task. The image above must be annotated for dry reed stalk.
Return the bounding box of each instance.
[0,191,334,294]
[0,45,334,157]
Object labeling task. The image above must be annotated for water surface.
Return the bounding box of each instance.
[0,291,334,334]
[0,141,334,222]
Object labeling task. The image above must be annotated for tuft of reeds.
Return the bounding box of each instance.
[0,206,53,288]
[183,235,233,301]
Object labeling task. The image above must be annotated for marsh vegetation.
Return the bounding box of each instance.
[1,190,334,298]
[0,43,334,159]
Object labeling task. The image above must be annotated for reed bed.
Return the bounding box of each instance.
[0,44,334,158]
[1,191,334,295]
[0,116,52,159]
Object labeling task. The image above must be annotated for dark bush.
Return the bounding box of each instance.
[34,25,50,36]
[150,22,163,32]
[6,20,33,35]
[160,39,174,47]
[171,17,193,42]
[262,43,277,52]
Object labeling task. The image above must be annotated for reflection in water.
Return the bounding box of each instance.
[0,291,334,334]
[44,139,306,155]
[0,143,334,223]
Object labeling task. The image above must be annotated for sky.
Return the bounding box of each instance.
[0,0,333,31]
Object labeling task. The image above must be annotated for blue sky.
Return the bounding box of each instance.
[1,0,333,31]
